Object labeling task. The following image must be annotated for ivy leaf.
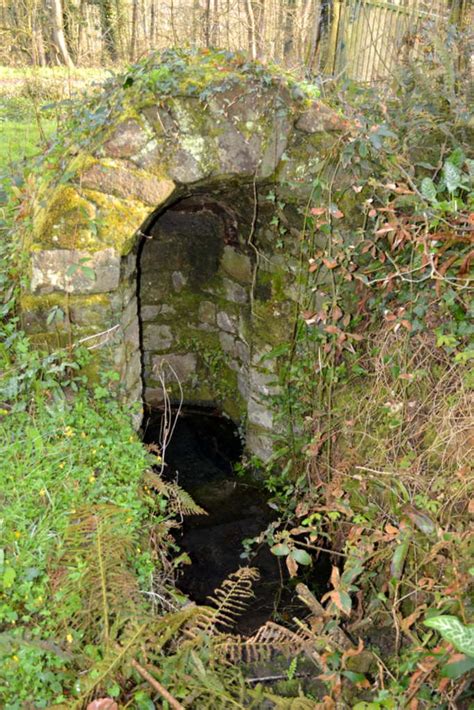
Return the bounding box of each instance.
[421,177,437,202]
[80,265,96,281]
[66,263,79,277]
[423,616,474,657]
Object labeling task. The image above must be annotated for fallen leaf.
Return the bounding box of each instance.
[322,257,338,269]
[286,554,298,578]
[87,701,118,710]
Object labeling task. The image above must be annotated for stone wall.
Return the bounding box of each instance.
[20,54,350,460]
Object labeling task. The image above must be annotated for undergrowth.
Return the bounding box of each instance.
[0,31,473,710]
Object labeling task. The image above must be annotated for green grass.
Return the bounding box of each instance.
[0,66,108,175]
[0,119,54,168]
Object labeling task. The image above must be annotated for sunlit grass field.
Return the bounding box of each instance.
[0,67,109,174]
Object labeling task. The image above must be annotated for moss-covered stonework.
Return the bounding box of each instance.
[21,49,351,460]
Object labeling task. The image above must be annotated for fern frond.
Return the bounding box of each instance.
[188,567,259,635]
[144,470,207,516]
[214,620,314,664]
[248,689,317,709]
[59,504,139,643]
[74,607,201,707]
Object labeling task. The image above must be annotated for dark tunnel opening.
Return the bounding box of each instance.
[143,407,332,635]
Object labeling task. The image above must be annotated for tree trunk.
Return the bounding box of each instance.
[130,0,138,59]
[49,0,74,67]
[99,0,118,62]
[245,0,257,59]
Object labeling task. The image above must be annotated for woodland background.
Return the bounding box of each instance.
[1,0,472,83]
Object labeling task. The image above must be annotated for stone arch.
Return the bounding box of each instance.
[22,53,348,459]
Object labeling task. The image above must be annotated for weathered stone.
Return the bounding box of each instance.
[140,305,160,321]
[125,349,142,389]
[68,298,114,328]
[219,332,249,363]
[217,311,238,334]
[237,372,249,399]
[81,161,175,206]
[249,368,280,397]
[123,317,140,347]
[223,278,248,304]
[245,426,274,462]
[172,271,187,292]
[295,102,350,134]
[141,304,176,320]
[144,386,165,406]
[103,119,151,158]
[198,300,216,324]
[248,398,273,430]
[151,353,197,382]
[168,147,210,184]
[221,246,252,283]
[143,324,173,350]
[121,296,138,328]
[216,123,260,176]
[141,106,176,134]
[121,253,137,280]
[131,140,162,172]
[30,248,120,295]
[258,109,291,178]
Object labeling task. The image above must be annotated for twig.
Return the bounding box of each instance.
[131,659,184,710]
[75,323,120,348]
[245,672,308,684]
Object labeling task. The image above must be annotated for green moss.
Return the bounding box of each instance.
[33,185,97,251]
[82,189,150,255]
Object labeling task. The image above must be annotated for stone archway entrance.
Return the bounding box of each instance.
[21,52,348,459]
[138,191,253,424]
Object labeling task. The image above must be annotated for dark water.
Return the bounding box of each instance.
[143,408,327,635]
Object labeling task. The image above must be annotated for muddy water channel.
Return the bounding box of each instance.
[143,408,300,634]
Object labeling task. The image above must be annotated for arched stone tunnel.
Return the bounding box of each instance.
[21,55,349,459]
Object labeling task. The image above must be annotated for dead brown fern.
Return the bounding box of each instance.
[59,504,140,645]
[188,567,261,636]
[143,469,208,516]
